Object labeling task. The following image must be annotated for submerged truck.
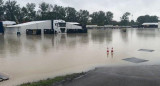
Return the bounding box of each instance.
[5,20,87,35]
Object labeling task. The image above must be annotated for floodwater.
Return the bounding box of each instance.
[1,28,160,86]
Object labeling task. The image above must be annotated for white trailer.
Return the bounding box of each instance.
[2,21,16,27]
[5,20,51,34]
[66,22,82,29]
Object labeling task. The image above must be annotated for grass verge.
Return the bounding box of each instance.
[19,72,85,86]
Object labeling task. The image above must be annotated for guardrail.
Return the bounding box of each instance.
[87,26,132,29]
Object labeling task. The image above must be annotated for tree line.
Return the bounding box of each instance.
[0,0,159,26]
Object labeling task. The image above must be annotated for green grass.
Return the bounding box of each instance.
[19,73,85,86]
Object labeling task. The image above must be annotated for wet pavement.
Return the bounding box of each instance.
[63,65,160,86]
[138,49,155,52]
[123,57,148,63]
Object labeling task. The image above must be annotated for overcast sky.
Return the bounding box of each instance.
[8,0,160,21]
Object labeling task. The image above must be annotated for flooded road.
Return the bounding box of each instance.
[1,28,160,86]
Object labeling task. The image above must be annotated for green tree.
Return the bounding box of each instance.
[26,3,36,21]
[105,11,113,25]
[39,2,53,20]
[90,12,98,25]
[90,11,105,26]
[77,10,89,25]
[120,12,131,26]
[112,20,119,25]
[52,5,65,20]
[0,0,4,20]
[21,7,28,22]
[65,7,77,22]
[4,0,21,23]
[130,20,135,25]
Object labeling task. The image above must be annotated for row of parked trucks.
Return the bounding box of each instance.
[0,20,87,35]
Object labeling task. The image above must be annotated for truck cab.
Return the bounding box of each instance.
[53,20,67,33]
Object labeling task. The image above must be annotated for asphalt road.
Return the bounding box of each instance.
[61,65,160,86]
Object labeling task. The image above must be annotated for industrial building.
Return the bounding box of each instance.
[5,20,87,35]
[142,23,158,28]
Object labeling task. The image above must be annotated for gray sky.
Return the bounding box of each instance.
[9,0,160,21]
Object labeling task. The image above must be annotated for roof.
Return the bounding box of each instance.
[2,21,16,25]
[54,20,65,23]
[142,23,158,25]
[7,21,47,28]
[67,22,80,25]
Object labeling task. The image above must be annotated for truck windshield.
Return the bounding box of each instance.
[59,23,66,27]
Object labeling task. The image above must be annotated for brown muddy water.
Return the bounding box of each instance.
[0,28,160,86]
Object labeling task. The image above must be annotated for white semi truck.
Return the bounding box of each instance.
[53,20,86,33]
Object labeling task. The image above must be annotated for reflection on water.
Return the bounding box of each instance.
[91,29,112,44]
[136,28,157,37]
[0,35,5,57]
[120,30,128,42]
[1,29,160,86]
